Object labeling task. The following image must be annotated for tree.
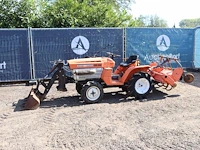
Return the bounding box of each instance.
[136,15,168,27]
[0,0,18,28]
[179,18,200,28]
[0,0,46,28]
[41,0,135,28]
[107,0,136,10]
[0,0,137,28]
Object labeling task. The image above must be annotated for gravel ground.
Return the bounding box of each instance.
[0,72,200,150]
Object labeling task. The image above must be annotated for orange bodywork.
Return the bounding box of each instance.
[68,57,150,86]
[114,60,140,74]
[101,60,145,85]
[101,65,151,86]
[68,57,115,69]
[148,62,184,87]
[67,56,184,87]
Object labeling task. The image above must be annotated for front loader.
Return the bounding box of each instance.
[23,53,194,110]
[24,60,74,109]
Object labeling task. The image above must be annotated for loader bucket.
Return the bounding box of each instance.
[24,89,41,110]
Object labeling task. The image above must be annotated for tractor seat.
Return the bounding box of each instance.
[120,55,138,67]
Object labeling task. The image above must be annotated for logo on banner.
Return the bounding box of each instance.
[0,61,6,73]
[156,35,170,51]
[71,36,90,55]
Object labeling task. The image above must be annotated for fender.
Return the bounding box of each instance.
[120,65,151,83]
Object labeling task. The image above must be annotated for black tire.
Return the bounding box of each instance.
[81,81,104,104]
[127,72,153,99]
[76,83,83,94]
[121,85,128,93]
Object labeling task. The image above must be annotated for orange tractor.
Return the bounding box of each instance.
[24,53,194,110]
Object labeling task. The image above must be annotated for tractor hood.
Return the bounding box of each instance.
[67,57,115,69]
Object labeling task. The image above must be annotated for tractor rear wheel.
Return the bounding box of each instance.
[128,72,153,99]
[81,81,104,104]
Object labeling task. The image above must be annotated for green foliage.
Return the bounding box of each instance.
[179,18,200,28]
[0,0,137,28]
[0,0,18,28]
[0,0,41,28]
[106,0,135,10]
[0,0,167,28]
[137,15,168,27]
[41,0,135,27]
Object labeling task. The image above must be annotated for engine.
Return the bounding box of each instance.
[67,57,115,81]
[72,68,103,81]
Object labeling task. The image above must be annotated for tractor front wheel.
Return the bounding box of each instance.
[128,72,153,99]
[81,81,104,104]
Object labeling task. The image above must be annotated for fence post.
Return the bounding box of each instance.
[28,27,36,79]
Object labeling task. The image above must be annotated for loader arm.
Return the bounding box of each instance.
[24,61,74,110]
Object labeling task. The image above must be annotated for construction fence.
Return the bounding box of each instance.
[0,27,198,82]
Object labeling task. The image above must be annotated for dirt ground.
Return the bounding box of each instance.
[0,71,200,150]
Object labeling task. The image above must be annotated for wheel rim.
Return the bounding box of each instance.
[135,78,150,94]
[86,86,101,101]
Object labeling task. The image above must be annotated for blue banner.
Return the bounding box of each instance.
[194,27,200,68]
[0,27,196,82]
[31,28,124,78]
[0,29,31,82]
[125,28,194,68]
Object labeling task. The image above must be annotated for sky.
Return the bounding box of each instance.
[131,0,200,27]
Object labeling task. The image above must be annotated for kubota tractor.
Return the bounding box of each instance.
[23,53,194,110]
